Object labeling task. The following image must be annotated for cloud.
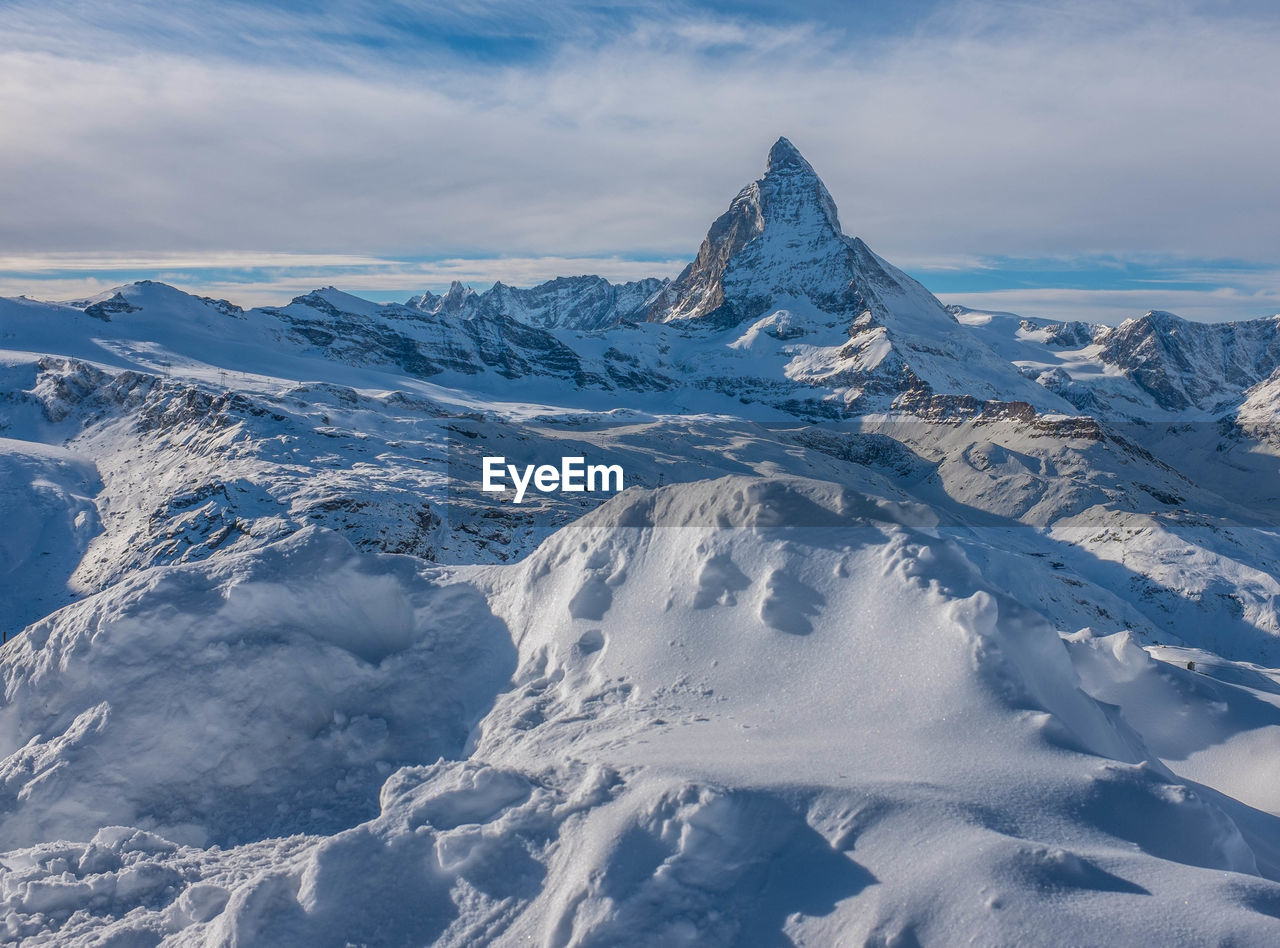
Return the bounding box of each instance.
[0,255,685,308]
[0,252,396,272]
[942,286,1280,326]
[0,1,1278,321]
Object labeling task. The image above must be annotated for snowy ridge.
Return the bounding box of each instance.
[409,275,667,331]
[5,137,1280,943]
[955,305,1280,418]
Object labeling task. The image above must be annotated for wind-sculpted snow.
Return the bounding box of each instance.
[0,528,515,851]
[7,136,1280,943]
[0,439,101,640]
[7,480,1280,943]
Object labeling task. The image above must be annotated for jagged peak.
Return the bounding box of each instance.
[766,136,810,174]
[1116,310,1188,331]
[757,136,842,236]
[653,136,851,323]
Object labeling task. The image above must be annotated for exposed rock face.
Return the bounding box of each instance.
[1093,310,1280,413]
[654,137,868,326]
[82,293,141,321]
[1033,320,1096,349]
[954,306,1280,418]
[648,136,990,335]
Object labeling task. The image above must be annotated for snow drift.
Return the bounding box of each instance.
[0,528,514,851]
[5,480,1280,944]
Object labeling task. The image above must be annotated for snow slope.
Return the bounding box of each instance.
[5,137,1280,944]
[4,481,1280,944]
[0,439,100,641]
[0,528,514,852]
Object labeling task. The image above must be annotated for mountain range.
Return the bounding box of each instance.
[4,138,1280,945]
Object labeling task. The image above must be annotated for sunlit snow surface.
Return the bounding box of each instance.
[4,339,1280,944]
[6,142,1280,942]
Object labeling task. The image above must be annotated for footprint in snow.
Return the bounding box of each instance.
[693,553,752,609]
[759,568,825,636]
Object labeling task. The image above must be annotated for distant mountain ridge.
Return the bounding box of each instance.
[3,137,1280,421]
[953,304,1280,417]
[408,275,667,331]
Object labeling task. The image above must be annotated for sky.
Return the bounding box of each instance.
[1,0,1279,323]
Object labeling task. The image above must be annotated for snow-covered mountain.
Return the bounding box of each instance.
[646,136,1072,411]
[5,138,1280,944]
[955,305,1280,418]
[409,275,667,331]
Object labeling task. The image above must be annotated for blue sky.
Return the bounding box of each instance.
[2,0,1279,323]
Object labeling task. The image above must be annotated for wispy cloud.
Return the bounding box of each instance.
[942,286,1280,326]
[0,1,1278,320]
[0,255,685,307]
[0,252,397,272]
[923,255,1280,322]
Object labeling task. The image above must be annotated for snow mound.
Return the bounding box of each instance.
[481,477,1145,773]
[452,476,1280,942]
[4,479,1280,943]
[0,528,515,849]
[570,473,936,531]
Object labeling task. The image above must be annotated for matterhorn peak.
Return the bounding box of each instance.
[757,136,842,236]
[644,136,1068,409]
[766,136,806,171]
[762,136,834,214]
[652,136,857,324]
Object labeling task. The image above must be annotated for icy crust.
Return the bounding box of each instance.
[4,479,1280,944]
